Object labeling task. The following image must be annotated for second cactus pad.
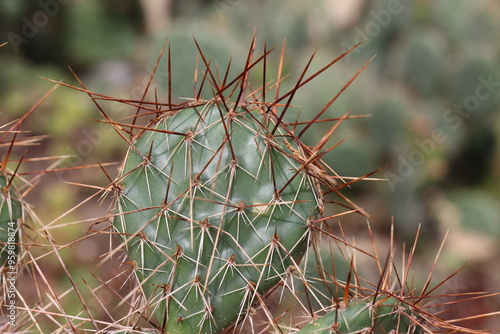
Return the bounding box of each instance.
[115,102,321,333]
[297,296,422,333]
[1,175,22,270]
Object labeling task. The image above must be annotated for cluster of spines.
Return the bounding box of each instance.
[24,37,500,333]
[0,95,38,332]
[0,84,113,333]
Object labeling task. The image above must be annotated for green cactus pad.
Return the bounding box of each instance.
[115,103,321,333]
[0,175,22,270]
[297,296,422,334]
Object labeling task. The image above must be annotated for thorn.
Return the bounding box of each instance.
[311,111,352,154]
[269,39,369,115]
[270,49,317,135]
[6,149,27,190]
[262,42,267,112]
[168,42,172,107]
[273,38,286,115]
[343,257,355,305]
[233,33,257,109]
[131,37,169,133]
[64,67,143,156]
[298,55,376,138]
[0,83,58,143]
[2,131,17,170]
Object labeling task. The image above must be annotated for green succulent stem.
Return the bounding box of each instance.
[0,175,22,272]
[115,102,321,333]
[297,296,422,334]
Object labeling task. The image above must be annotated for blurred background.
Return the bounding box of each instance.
[1,0,499,331]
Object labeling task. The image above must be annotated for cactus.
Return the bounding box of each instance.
[0,85,78,334]
[0,85,59,280]
[114,102,322,333]
[33,38,499,333]
[109,39,419,334]
[0,174,22,273]
[297,295,420,334]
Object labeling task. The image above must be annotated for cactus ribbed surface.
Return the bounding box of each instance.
[114,103,321,333]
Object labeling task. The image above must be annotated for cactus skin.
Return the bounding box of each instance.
[297,296,422,334]
[0,175,22,271]
[114,103,321,333]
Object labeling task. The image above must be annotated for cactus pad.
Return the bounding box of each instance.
[114,103,322,333]
[1,175,22,271]
[297,296,422,334]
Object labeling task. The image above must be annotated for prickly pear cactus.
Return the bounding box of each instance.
[297,296,421,334]
[114,103,321,333]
